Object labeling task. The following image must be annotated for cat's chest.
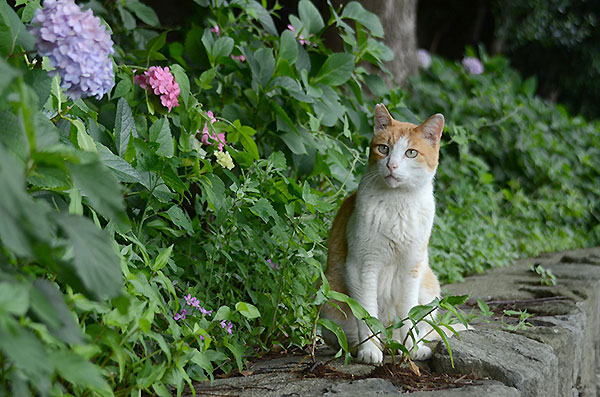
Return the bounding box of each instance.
[353,190,434,248]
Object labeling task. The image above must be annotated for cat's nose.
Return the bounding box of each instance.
[387,161,398,171]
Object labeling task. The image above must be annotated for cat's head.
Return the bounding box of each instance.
[368,104,444,190]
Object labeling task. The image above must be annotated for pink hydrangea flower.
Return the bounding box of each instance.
[134,66,180,112]
[200,111,226,151]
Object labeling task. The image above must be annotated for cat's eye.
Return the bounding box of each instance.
[377,144,389,155]
[405,149,418,158]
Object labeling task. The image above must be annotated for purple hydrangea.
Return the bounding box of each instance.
[461,56,484,75]
[29,0,115,100]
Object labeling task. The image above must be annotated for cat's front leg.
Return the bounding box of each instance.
[346,260,383,364]
[393,282,432,360]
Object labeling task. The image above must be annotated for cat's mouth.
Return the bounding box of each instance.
[385,174,403,183]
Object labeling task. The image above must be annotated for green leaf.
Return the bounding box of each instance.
[298,0,324,34]
[149,117,174,157]
[112,78,132,99]
[250,198,277,223]
[278,30,298,64]
[209,36,234,65]
[0,0,35,51]
[242,0,277,35]
[0,281,29,316]
[318,318,348,352]
[0,57,19,94]
[124,0,160,26]
[152,244,173,271]
[408,304,435,323]
[55,214,122,300]
[197,67,218,90]
[247,48,275,87]
[67,160,126,224]
[170,63,190,106]
[114,98,137,157]
[235,302,261,319]
[51,350,112,394]
[280,131,306,155]
[426,319,454,368]
[0,317,52,393]
[341,2,384,37]
[314,53,355,86]
[30,279,84,344]
[166,205,193,234]
[72,119,97,153]
[199,173,225,211]
[240,134,259,160]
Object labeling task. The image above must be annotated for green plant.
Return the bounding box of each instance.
[530,264,557,286]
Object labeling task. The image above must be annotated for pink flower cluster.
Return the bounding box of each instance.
[200,111,226,151]
[134,66,180,112]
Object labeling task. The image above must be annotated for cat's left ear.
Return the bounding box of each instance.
[417,113,444,144]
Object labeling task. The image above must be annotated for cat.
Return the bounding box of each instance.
[322,103,445,364]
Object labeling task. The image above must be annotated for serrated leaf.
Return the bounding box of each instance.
[250,198,277,223]
[55,214,122,300]
[314,53,355,86]
[51,350,112,393]
[114,98,137,157]
[67,160,126,224]
[149,118,173,157]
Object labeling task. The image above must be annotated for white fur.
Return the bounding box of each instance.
[342,138,438,364]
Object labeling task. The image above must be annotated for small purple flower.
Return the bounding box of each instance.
[220,320,233,334]
[417,49,432,70]
[210,25,220,35]
[230,54,246,62]
[184,294,193,305]
[199,307,213,316]
[174,309,187,321]
[461,56,484,75]
[287,24,315,47]
[29,0,115,100]
[199,335,205,341]
[267,259,279,270]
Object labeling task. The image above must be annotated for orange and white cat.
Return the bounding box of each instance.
[322,104,445,364]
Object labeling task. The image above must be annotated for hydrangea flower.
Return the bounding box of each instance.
[200,111,226,151]
[134,66,180,112]
[417,49,432,70]
[220,320,233,334]
[29,0,115,100]
[462,56,484,75]
[215,151,234,170]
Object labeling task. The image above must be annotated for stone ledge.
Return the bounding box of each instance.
[187,247,600,396]
[433,246,600,397]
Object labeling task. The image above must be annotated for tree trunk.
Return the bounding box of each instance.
[360,0,418,85]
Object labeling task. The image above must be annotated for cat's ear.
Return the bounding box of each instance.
[374,103,393,134]
[417,113,444,144]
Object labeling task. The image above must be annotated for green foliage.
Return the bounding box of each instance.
[1,0,598,394]
[407,48,600,281]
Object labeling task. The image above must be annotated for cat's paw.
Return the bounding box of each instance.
[412,344,432,361]
[356,342,383,364]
